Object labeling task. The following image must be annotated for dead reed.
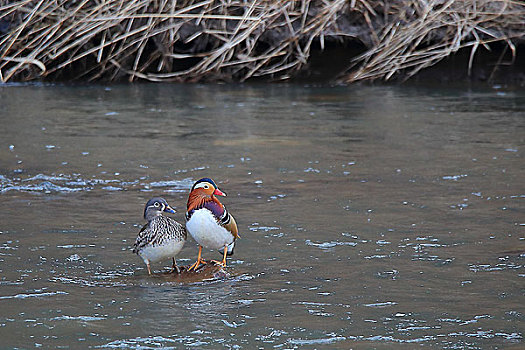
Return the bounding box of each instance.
[0,0,523,83]
[344,0,525,82]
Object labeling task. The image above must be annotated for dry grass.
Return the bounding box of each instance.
[344,0,525,82]
[0,0,524,83]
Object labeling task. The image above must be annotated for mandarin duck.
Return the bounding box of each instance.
[133,197,187,275]
[185,178,239,270]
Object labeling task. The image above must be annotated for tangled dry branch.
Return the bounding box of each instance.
[0,0,524,83]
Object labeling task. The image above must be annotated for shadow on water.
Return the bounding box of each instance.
[0,83,523,348]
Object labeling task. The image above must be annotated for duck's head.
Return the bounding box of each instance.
[144,197,176,220]
[187,178,226,211]
[189,178,226,197]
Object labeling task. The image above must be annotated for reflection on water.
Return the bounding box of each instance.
[0,83,523,348]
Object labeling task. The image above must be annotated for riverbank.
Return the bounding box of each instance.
[1,0,524,84]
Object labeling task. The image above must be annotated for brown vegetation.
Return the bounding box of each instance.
[0,0,524,83]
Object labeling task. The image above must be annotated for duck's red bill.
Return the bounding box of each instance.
[213,188,226,196]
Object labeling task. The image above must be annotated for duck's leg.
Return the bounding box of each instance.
[171,258,180,274]
[188,245,206,271]
[146,262,152,275]
[220,245,228,267]
[211,246,228,267]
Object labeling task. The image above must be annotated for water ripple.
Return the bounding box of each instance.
[98,336,182,349]
[0,173,194,194]
[146,178,194,192]
[0,290,68,300]
[442,174,468,181]
[1,180,84,193]
[469,262,523,272]
[52,315,106,321]
[363,301,398,308]
[305,239,357,249]
[288,336,346,345]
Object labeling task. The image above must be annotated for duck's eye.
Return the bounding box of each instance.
[204,185,209,189]
[154,202,160,207]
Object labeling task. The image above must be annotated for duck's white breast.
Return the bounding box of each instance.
[139,240,185,263]
[186,209,234,250]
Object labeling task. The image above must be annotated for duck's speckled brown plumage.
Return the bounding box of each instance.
[133,197,187,275]
[133,215,187,253]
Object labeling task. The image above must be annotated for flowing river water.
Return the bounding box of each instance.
[0,83,523,349]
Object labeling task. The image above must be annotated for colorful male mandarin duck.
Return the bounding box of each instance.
[185,178,239,270]
[133,197,187,275]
